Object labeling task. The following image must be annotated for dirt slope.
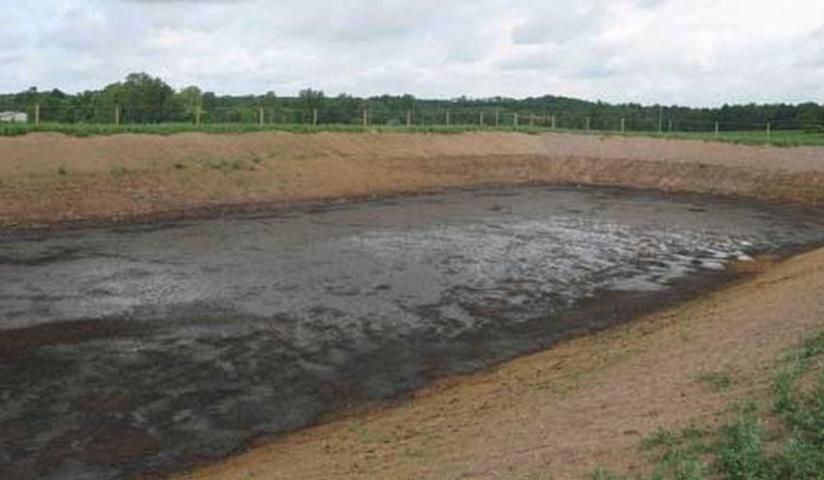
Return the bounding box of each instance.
[177,249,824,480]
[1,131,824,229]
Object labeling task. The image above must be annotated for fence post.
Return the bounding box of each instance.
[586,117,591,132]
[363,108,368,128]
[658,108,663,134]
[407,110,412,127]
[115,105,121,126]
[479,111,484,127]
[529,114,534,127]
[668,118,673,133]
[551,114,556,130]
[715,121,719,138]
[313,108,318,126]
[766,122,771,143]
[621,118,625,133]
[495,109,500,127]
[195,106,202,126]
[258,107,264,126]
[34,104,40,126]
[446,110,450,126]
[514,113,519,127]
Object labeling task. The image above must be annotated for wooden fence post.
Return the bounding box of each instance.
[658,108,663,134]
[313,108,318,126]
[34,104,40,126]
[115,105,121,126]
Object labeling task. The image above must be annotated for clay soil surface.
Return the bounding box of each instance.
[2,131,824,229]
[178,249,824,480]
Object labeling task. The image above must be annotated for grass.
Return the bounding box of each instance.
[110,165,130,177]
[592,331,824,479]
[194,156,254,172]
[590,129,824,147]
[348,421,380,444]
[695,371,735,392]
[643,130,824,147]
[4,121,824,147]
[0,121,550,138]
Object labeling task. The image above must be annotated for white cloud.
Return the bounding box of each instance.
[511,3,607,46]
[3,0,824,105]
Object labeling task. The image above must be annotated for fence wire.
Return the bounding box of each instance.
[1,103,818,134]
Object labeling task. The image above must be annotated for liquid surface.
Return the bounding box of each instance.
[1,186,823,479]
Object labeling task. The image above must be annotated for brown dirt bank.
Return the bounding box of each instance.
[177,247,824,480]
[1,131,823,229]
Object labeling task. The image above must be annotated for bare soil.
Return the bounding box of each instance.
[176,249,824,480]
[4,131,824,479]
[2,131,824,229]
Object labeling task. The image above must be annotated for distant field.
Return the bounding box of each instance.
[563,129,824,147]
[649,129,824,147]
[2,121,824,146]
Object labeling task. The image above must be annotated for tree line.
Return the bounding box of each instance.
[1,72,822,131]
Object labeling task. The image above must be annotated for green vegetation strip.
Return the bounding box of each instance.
[0,122,542,138]
[4,122,824,147]
[593,331,824,480]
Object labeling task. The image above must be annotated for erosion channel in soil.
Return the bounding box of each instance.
[2,185,824,479]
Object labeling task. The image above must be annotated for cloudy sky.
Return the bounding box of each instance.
[3,0,824,106]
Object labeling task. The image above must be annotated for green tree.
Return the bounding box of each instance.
[797,103,823,132]
[102,73,178,123]
[299,88,325,123]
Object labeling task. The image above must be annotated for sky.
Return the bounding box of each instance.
[2,0,824,106]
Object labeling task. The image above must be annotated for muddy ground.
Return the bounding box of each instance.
[2,186,824,479]
[179,233,824,480]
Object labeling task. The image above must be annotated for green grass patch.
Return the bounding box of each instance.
[110,165,130,177]
[0,121,550,138]
[6,121,824,146]
[592,329,824,479]
[592,468,627,480]
[714,403,766,480]
[348,421,378,444]
[695,371,735,392]
[592,129,824,147]
[193,156,255,172]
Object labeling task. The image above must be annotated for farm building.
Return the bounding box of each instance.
[0,112,28,123]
